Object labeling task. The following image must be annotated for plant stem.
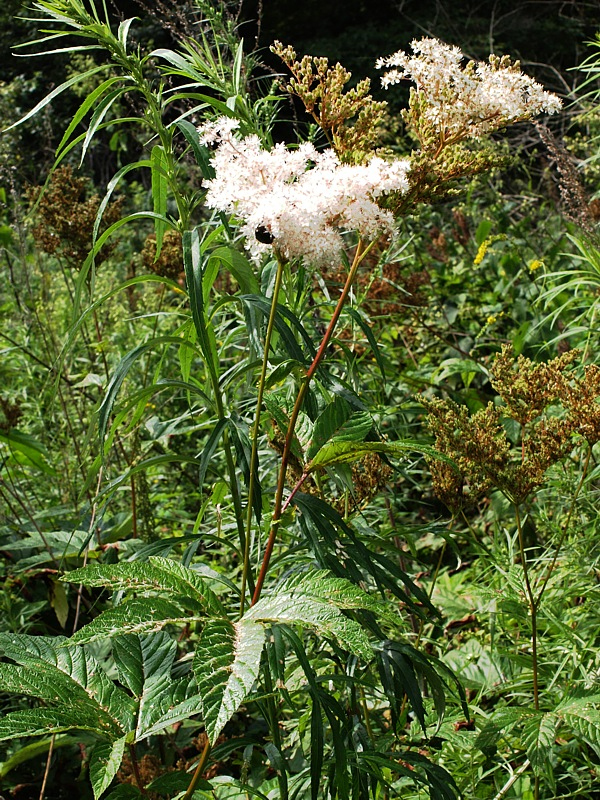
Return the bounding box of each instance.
[514,503,539,711]
[240,253,286,615]
[183,736,211,800]
[492,759,531,800]
[251,240,374,606]
[128,744,148,797]
[263,665,289,800]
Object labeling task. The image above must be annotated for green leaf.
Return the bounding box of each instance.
[151,145,169,257]
[346,307,387,381]
[208,247,258,294]
[0,429,55,474]
[80,87,129,164]
[118,17,138,50]
[183,228,219,379]
[112,632,174,698]
[49,579,69,628]
[275,570,386,615]
[178,319,197,383]
[0,735,73,778]
[63,556,223,614]
[0,634,134,738]
[523,711,558,774]
[104,786,142,800]
[198,418,228,489]
[0,707,104,741]
[306,398,373,461]
[55,75,124,157]
[69,598,194,645]
[193,617,265,743]
[112,632,202,740]
[89,737,127,800]
[92,160,153,243]
[263,392,304,462]
[4,63,108,131]
[307,439,453,472]
[559,699,600,758]
[248,594,372,661]
[176,119,215,179]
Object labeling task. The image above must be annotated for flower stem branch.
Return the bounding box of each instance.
[240,252,286,615]
[251,239,374,605]
[183,737,211,800]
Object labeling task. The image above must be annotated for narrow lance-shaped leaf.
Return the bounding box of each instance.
[151,144,169,257]
[4,63,108,131]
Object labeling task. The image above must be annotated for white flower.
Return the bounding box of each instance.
[377,38,562,141]
[200,117,411,265]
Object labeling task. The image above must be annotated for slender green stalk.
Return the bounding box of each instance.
[183,737,211,800]
[240,253,286,615]
[251,239,375,606]
[514,503,539,711]
[263,665,289,800]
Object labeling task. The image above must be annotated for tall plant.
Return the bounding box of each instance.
[1,3,563,798]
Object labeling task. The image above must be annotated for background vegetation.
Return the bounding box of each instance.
[2,2,600,799]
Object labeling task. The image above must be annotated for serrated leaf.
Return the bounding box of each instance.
[63,556,223,614]
[112,633,202,740]
[112,632,174,698]
[0,707,105,741]
[70,598,193,645]
[137,686,203,739]
[0,634,133,736]
[523,711,558,773]
[276,570,386,615]
[307,439,454,472]
[193,617,265,743]
[306,398,372,461]
[247,594,372,661]
[90,737,127,800]
[559,701,600,758]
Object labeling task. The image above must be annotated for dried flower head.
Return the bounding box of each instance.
[27,166,123,267]
[199,117,410,265]
[272,41,388,164]
[491,344,579,425]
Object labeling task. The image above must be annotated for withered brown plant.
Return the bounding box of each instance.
[424,345,600,512]
[27,166,123,268]
[271,41,387,164]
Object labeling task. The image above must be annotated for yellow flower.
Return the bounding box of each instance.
[528,259,544,272]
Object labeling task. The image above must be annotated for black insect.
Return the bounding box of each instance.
[255,225,275,244]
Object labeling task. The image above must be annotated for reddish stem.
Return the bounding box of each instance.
[251,240,369,605]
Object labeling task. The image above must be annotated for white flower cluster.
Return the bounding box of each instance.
[199,118,411,265]
[377,38,562,141]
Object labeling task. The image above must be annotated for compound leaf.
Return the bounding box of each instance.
[193,617,265,743]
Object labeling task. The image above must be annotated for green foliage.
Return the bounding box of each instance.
[3,2,600,800]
